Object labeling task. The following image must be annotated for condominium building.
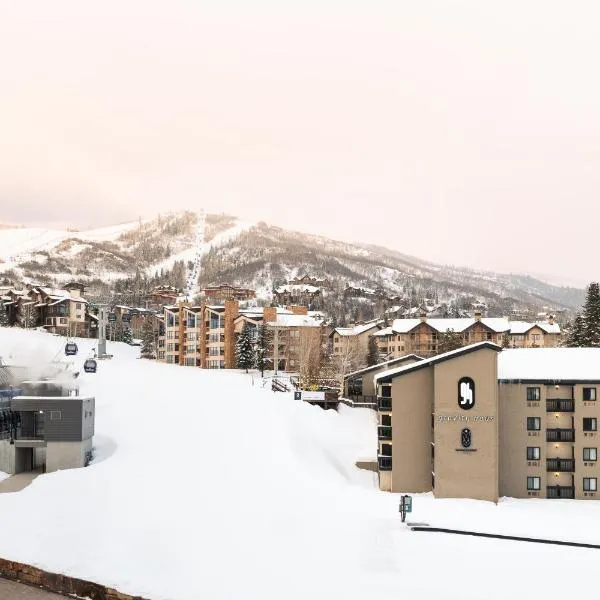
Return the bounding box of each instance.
[373,313,561,359]
[374,343,600,501]
[330,321,383,363]
[158,301,327,371]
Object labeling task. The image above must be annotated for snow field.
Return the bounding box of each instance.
[0,327,598,600]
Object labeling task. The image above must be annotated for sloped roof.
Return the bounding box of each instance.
[345,354,424,379]
[334,321,382,337]
[375,342,503,383]
[269,314,325,328]
[510,320,561,334]
[390,317,511,334]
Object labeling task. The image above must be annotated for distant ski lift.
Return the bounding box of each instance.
[83,358,97,373]
[65,342,78,356]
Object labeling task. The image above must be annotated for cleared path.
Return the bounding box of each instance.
[0,578,65,598]
[0,471,41,493]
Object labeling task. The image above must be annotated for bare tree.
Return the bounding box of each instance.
[297,328,323,390]
[331,335,362,391]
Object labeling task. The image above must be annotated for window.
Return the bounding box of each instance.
[526,387,541,401]
[527,417,541,431]
[380,443,392,457]
[526,447,540,460]
[50,410,62,421]
[527,476,541,491]
[381,414,391,427]
[380,385,392,398]
[584,387,597,401]
[584,478,597,492]
[583,448,597,461]
[583,418,597,432]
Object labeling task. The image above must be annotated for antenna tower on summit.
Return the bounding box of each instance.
[185,209,206,302]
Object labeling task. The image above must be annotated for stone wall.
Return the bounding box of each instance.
[0,557,151,600]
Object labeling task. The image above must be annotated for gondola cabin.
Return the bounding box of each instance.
[65,342,78,356]
[83,359,97,374]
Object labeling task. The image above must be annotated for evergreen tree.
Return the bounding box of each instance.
[255,322,272,377]
[0,302,9,327]
[437,329,464,354]
[141,319,156,359]
[501,332,511,349]
[122,327,134,345]
[366,336,380,366]
[565,313,587,347]
[236,323,255,373]
[583,282,600,347]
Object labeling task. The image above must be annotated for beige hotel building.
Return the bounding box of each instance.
[374,343,600,501]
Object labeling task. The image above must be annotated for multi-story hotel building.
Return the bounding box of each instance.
[373,313,561,359]
[374,343,600,501]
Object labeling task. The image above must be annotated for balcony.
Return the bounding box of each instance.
[547,458,575,472]
[378,396,392,411]
[546,399,575,412]
[546,428,575,442]
[547,486,575,499]
[378,455,392,471]
[378,426,392,440]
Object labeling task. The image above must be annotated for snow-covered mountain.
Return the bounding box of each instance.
[0,211,584,314]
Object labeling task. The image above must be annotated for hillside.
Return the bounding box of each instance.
[0,212,584,319]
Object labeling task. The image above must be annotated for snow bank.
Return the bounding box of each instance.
[0,327,597,600]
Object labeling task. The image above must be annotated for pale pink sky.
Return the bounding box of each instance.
[1,1,599,285]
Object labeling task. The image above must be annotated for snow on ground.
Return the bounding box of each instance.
[0,221,144,265]
[0,327,598,600]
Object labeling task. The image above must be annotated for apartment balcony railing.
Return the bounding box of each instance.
[378,455,392,471]
[378,426,392,440]
[547,486,575,499]
[547,458,575,472]
[546,399,575,412]
[546,428,575,442]
[348,394,376,405]
[378,396,392,411]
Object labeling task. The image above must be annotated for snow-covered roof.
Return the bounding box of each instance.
[334,321,382,337]
[269,314,325,328]
[375,342,503,382]
[372,326,393,337]
[509,321,561,334]
[390,317,512,334]
[345,354,424,379]
[498,348,600,381]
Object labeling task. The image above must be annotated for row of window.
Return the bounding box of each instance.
[527,447,597,461]
[527,387,596,401]
[527,477,597,492]
[527,417,597,431]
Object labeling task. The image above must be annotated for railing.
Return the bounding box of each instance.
[272,379,290,393]
[546,399,575,412]
[378,425,392,440]
[378,396,392,411]
[547,458,575,472]
[378,455,392,471]
[547,486,575,499]
[547,429,575,442]
[349,395,376,404]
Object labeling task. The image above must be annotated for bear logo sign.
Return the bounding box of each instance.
[458,377,475,410]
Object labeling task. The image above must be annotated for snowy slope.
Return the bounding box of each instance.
[148,219,255,277]
[0,327,597,600]
[0,220,144,263]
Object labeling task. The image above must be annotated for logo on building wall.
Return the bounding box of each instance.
[458,377,475,410]
[461,428,472,448]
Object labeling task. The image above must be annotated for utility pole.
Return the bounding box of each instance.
[97,305,108,357]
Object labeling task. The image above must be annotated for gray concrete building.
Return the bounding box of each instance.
[0,371,95,474]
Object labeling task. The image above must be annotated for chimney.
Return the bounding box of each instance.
[263,307,277,323]
[289,305,308,316]
[474,311,482,321]
[548,314,555,325]
[419,311,427,323]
